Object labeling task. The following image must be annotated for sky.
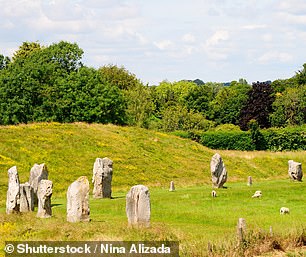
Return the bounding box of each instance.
[1,0,306,85]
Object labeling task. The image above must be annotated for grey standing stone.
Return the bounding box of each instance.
[288,160,303,181]
[20,182,34,212]
[169,181,175,191]
[210,153,227,188]
[126,185,150,228]
[67,176,90,223]
[6,166,20,214]
[92,157,113,198]
[247,176,252,186]
[237,218,246,242]
[37,180,53,218]
[29,163,48,203]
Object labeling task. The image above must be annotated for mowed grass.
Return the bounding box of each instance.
[0,123,305,256]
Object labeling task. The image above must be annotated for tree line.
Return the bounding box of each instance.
[0,41,305,132]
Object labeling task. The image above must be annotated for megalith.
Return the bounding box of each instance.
[288,160,303,181]
[92,157,113,198]
[169,181,175,192]
[29,163,48,203]
[237,218,246,242]
[210,153,227,188]
[6,166,20,214]
[247,176,253,186]
[37,180,53,218]
[20,182,34,212]
[67,176,90,223]
[126,185,150,228]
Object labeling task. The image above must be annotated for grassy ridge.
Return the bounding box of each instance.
[0,123,305,256]
[0,122,305,201]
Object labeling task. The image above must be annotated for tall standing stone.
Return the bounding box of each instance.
[237,218,246,243]
[288,160,303,181]
[37,180,53,218]
[247,176,253,186]
[92,157,113,198]
[169,181,175,191]
[20,182,34,212]
[126,185,150,228]
[6,166,20,214]
[29,163,48,203]
[67,176,90,223]
[210,153,227,188]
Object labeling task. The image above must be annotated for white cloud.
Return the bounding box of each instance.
[182,33,196,43]
[205,30,229,47]
[277,0,306,15]
[242,24,267,30]
[0,0,304,84]
[153,40,174,50]
[258,51,293,64]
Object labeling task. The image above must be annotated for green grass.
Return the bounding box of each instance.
[0,123,305,256]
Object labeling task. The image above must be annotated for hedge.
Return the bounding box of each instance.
[198,126,306,151]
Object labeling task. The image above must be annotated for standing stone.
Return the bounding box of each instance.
[92,157,113,198]
[247,176,253,186]
[288,160,303,181]
[20,182,34,212]
[6,166,20,214]
[210,153,227,188]
[237,218,246,242]
[37,180,53,218]
[29,163,48,203]
[67,176,90,223]
[126,185,150,228]
[169,181,175,191]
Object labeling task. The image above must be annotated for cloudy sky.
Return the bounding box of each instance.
[1,0,306,85]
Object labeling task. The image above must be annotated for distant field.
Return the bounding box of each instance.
[0,123,305,256]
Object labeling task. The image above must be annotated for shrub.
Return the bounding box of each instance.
[198,126,305,151]
[262,126,306,151]
[200,131,255,150]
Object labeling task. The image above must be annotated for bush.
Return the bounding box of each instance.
[198,126,306,151]
[200,131,255,150]
[262,126,306,151]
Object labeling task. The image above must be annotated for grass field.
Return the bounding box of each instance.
[0,123,305,256]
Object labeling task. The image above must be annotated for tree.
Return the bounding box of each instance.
[270,86,306,127]
[239,81,274,130]
[125,83,154,127]
[209,83,250,125]
[99,64,140,90]
[12,41,42,62]
[0,41,127,125]
[295,63,306,85]
[184,84,213,115]
[0,54,10,70]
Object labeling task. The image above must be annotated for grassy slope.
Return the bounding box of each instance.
[1,122,305,199]
[0,123,305,256]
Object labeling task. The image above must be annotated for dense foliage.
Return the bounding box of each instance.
[0,41,305,150]
[200,125,306,151]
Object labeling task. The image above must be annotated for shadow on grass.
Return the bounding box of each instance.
[51,203,63,207]
[111,196,125,199]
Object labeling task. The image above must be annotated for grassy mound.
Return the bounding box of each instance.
[1,122,305,199]
[0,123,305,256]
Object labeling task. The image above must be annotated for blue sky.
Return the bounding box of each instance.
[1,0,306,85]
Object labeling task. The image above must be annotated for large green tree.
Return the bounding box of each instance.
[0,41,126,125]
[209,83,250,125]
